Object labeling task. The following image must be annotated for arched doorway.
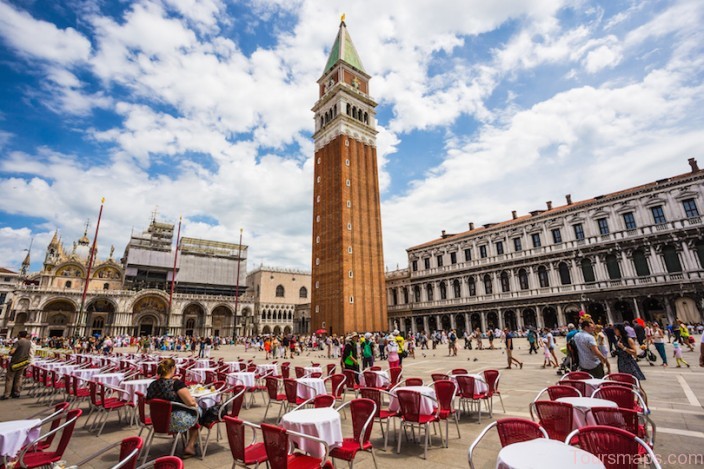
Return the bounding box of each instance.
[138,316,157,337]
[564,306,580,326]
[503,310,517,331]
[273,326,281,335]
[415,316,424,333]
[542,307,557,329]
[284,325,292,335]
[455,314,466,335]
[470,313,482,331]
[675,297,700,323]
[613,300,634,323]
[440,315,451,331]
[486,311,498,330]
[586,303,607,325]
[182,303,205,337]
[428,316,438,332]
[262,325,271,335]
[522,309,536,328]
[642,298,666,324]
[133,295,167,336]
[43,299,77,337]
[212,305,233,338]
[86,298,115,337]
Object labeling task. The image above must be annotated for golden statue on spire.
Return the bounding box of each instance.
[341,13,346,23]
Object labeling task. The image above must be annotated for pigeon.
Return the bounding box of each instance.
[473,358,478,362]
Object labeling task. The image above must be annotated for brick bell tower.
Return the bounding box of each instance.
[311,18,388,335]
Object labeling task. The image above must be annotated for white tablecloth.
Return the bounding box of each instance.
[121,378,155,404]
[187,368,216,384]
[297,378,326,400]
[282,407,342,458]
[582,378,607,397]
[256,364,279,376]
[0,419,41,458]
[556,397,617,429]
[497,438,605,469]
[389,386,437,415]
[55,364,81,376]
[72,368,102,381]
[450,374,489,394]
[360,370,390,387]
[191,388,221,410]
[93,372,125,387]
[227,372,256,388]
[195,358,213,368]
[304,366,322,377]
[224,361,245,372]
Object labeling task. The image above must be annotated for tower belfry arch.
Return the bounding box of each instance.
[311,18,388,335]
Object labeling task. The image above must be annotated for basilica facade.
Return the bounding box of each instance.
[386,159,704,335]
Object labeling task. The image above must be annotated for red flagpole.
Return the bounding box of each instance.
[233,228,243,339]
[78,197,105,337]
[169,216,182,315]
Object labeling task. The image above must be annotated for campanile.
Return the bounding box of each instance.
[311,19,388,335]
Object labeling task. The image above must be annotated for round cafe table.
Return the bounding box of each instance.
[72,368,101,381]
[256,364,279,376]
[296,378,326,400]
[360,370,390,387]
[388,386,437,415]
[92,372,125,387]
[556,397,617,429]
[497,438,605,469]
[121,378,155,405]
[450,373,489,394]
[0,419,41,459]
[581,378,607,397]
[281,407,342,458]
[303,366,322,377]
[190,386,221,410]
[224,361,245,372]
[187,368,216,384]
[227,372,256,388]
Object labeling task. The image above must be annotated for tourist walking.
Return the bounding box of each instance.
[614,323,646,380]
[2,330,32,400]
[673,341,689,368]
[341,333,360,381]
[651,323,668,367]
[503,328,523,370]
[574,320,611,378]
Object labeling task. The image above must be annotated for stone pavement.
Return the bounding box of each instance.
[2,337,702,468]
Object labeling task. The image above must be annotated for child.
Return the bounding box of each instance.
[673,341,690,368]
[541,336,552,368]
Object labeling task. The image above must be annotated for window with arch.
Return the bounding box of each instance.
[558,262,572,285]
[103,283,110,290]
[275,285,285,297]
[581,258,596,283]
[186,318,196,329]
[468,277,476,296]
[632,249,650,277]
[518,268,529,290]
[403,287,409,303]
[500,271,510,292]
[452,279,461,298]
[538,266,550,288]
[605,254,621,280]
[483,274,493,295]
[426,284,434,301]
[391,289,398,305]
[413,285,421,302]
[662,245,682,273]
[299,286,308,299]
[439,281,447,300]
[92,316,104,329]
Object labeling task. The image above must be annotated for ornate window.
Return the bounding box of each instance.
[651,206,666,224]
[500,271,510,292]
[483,274,493,295]
[581,258,596,283]
[426,284,434,301]
[452,279,461,298]
[623,212,637,230]
[518,269,529,290]
[662,245,682,273]
[439,281,447,300]
[558,262,571,285]
[573,223,585,240]
[275,285,285,297]
[413,285,421,302]
[605,254,622,280]
[683,199,699,218]
[632,249,650,276]
[468,277,476,296]
[299,287,308,299]
[538,266,550,288]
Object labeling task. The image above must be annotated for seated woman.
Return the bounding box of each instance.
[146,358,200,457]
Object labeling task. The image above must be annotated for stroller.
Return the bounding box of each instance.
[556,341,579,376]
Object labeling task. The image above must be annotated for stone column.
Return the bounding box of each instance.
[681,241,699,271]
[664,298,676,324]
[411,317,418,334]
[464,313,470,332]
[450,314,456,330]
[604,301,615,324]
[423,316,429,334]
[633,298,641,319]
[480,313,487,332]
[497,308,504,330]
[536,308,544,329]
[435,314,441,331]
[594,255,607,281]
[556,304,565,326]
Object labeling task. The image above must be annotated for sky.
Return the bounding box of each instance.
[0,0,702,275]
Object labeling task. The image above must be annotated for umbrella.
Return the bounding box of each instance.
[315,329,327,335]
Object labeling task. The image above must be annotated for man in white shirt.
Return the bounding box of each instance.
[574,320,611,378]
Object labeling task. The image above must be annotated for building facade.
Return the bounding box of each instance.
[246,266,311,336]
[386,159,704,335]
[311,19,388,335]
[1,219,254,339]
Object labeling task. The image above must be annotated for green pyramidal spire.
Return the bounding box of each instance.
[323,19,366,75]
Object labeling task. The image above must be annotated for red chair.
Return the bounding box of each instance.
[331,398,378,468]
[95,382,131,436]
[592,386,648,413]
[560,371,591,381]
[529,400,575,442]
[283,378,307,411]
[589,406,655,450]
[70,375,91,408]
[135,392,152,438]
[395,389,440,459]
[280,362,290,379]
[456,375,488,423]
[294,366,305,378]
[141,399,198,465]
[430,380,460,447]
[565,425,661,469]
[260,423,333,468]
[138,456,184,469]
[359,387,398,451]
[431,373,449,382]
[16,409,82,469]
[201,385,247,459]
[26,402,70,451]
[560,379,587,397]
[450,368,468,375]
[76,436,143,469]
[342,370,362,396]
[387,367,403,390]
[482,369,505,415]
[204,371,218,385]
[363,371,381,389]
[325,364,336,376]
[291,394,336,412]
[467,418,548,469]
[533,385,581,402]
[323,374,347,407]
[263,377,288,422]
[223,416,268,468]
[605,372,648,406]
[403,378,423,387]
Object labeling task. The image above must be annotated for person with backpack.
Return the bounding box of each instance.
[341,333,360,381]
[448,329,458,356]
[573,320,611,378]
[361,332,374,369]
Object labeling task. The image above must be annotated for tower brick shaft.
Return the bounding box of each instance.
[311,20,388,335]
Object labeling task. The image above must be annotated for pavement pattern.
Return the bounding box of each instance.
[2,336,702,468]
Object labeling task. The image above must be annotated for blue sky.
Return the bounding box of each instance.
[0,0,702,273]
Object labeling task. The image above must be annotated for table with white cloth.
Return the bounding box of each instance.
[92,372,125,387]
[0,419,41,459]
[496,438,605,469]
[360,370,390,387]
[388,386,437,415]
[195,358,213,368]
[190,386,221,410]
[256,364,279,376]
[187,368,216,384]
[121,378,155,405]
[227,372,256,388]
[55,364,81,377]
[556,397,618,429]
[224,361,245,372]
[303,366,322,377]
[580,378,607,397]
[72,368,102,381]
[449,373,489,394]
[281,407,343,458]
[296,378,326,400]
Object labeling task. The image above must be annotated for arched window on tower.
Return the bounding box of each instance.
[275,285,285,297]
[364,112,369,124]
[346,103,351,115]
[299,286,308,299]
[391,289,398,305]
[352,107,357,119]
[65,280,72,288]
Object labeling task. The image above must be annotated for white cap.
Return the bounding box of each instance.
[392,329,399,335]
